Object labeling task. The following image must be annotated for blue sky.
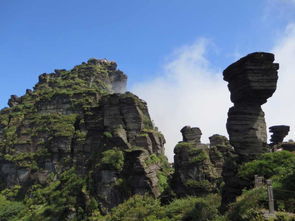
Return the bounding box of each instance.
[1,0,295,160]
[1,0,294,106]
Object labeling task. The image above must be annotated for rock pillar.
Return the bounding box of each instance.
[221,52,279,211]
[223,52,279,161]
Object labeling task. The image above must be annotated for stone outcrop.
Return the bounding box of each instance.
[180,126,202,143]
[221,52,279,210]
[209,134,234,177]
[172,127,222,197]
[0,58,169,212]
[223,52,279,160]
[269,125,290,145]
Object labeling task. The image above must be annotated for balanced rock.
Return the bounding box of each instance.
[223,52,279,105]
[269,125,290,145]
[180,126,202,143]
[221,52,279,210]
[223,52,279,160]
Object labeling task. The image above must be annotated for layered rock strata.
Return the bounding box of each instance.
[221,52,279,210]
[269,125,290,145]
[223,52,279,160]
[172,127,231,197]
[0,59,169,211]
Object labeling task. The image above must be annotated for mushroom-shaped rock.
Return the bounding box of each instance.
[269,125,290,145]
[180,126,202,143]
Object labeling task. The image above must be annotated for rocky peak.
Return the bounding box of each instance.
[0,59,169,212]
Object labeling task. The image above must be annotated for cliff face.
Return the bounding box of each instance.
[171,126,233,197]
[0,59,170,211]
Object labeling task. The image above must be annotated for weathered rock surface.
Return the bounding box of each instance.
[269,125,290,145]
[180,126,202,143]
[172,127,222,197]
[223,52,279,105]
[224,52,279,160]
[221,52,279,210]
[0,58,169,212]
[226,104,267,159]
[209,134,234,177]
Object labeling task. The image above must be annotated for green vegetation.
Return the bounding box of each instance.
[102,194,223,221]
[3,148,49,169]
[227,187,267,221]
[238,151,295,181]
[103,131,113,138]
[188,149,208,163]
[98,149,125,171]
[0,168,102,221]
[185,179,216,194]
[234,151,295,215]
[0,195,25,221]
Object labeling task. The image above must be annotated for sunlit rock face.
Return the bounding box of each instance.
[172,127,233,197]
[221,52,279,211]
[223,52,279,161]
[0,58,169,212]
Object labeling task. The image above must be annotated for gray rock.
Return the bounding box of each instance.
[181,126,202,143]
[269,125,290,145]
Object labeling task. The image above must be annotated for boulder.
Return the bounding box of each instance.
[269,125,290,145]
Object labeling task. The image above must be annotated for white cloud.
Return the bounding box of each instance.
[264,23,295,141]
[132,23,295,162]
[132,39,231,162]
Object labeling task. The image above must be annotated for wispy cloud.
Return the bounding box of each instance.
[132,39,231,161]
[132,23,295,162]
[264,23,295,141]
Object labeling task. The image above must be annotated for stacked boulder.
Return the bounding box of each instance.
[223,52,279,161]
[221,52,279,209]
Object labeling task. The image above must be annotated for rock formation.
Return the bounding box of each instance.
[209,134,234,177]
[0,58,170,212]
[172,127,227,197]
[269,125,290,145]
[221,52,279,210]
[180,126,202,143]
[223,52,279,161]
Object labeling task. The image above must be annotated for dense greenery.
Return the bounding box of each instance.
[228,151,295,219]
[102,194,223,221]
[1,59,295,220]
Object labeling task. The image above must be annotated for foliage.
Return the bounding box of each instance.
[0,168,103,221]
[185,179,216,194]
[102,194,224,221]
[188,149,209,164]
[227,187,268,221]
[0,194,25,221]
[238,151,295,181]
[104,195,162,221]
[98,149,125,171]
[237,151,295,213]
